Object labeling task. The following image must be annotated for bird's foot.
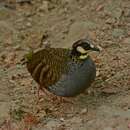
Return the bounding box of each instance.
[36,87,73,104]
[52,96,74,104]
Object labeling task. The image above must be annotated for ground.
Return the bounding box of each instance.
[0,0,130,130]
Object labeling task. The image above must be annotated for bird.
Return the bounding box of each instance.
[25,38,100,101]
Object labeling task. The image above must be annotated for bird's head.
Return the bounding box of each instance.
[71,38,100,60]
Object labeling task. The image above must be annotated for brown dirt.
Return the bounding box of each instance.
[0,0,130,130]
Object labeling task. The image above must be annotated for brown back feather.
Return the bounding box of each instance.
[27,48,70,88]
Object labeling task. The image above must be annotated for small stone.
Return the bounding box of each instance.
[70,117,82,124]
[106,18,115,24]
[26,22,32,27]
[96,4,104,11]
[80,108,87,114]
[128,123,130,128]
[96,70,100,77]
[4,52,16,65]
[113,8,122,19]
[24,12,33,17]
[38,1,49,12]
[127,31,130,36]
[13,45,21,50]
[45,120,60,128]
[60,117,65,122]
[127,21,130,26]
[112,28,124,38]
[123,38,130,44]
[101,88,118,95]
[124,9,130,17]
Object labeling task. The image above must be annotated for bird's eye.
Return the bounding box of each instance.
[82,42,91,50]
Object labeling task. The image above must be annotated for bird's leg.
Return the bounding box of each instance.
[36,86,74,104]
[36,86,49,103]
[55,96,74,104]
[36,86,57,103]
[37,86,42,103]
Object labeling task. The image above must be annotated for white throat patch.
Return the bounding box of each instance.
[79,54,88,59]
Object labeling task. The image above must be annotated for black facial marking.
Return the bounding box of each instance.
[81,42,91,50]
[71,39,89,56]
[72,39,92,49]
[71,38,99,57]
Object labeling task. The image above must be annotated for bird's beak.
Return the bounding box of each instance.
[91,46,100,52]
[89,44,100,52]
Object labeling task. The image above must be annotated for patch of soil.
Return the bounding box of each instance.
[0,0,130,130]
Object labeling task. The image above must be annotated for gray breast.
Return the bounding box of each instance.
[47,56,96,97]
